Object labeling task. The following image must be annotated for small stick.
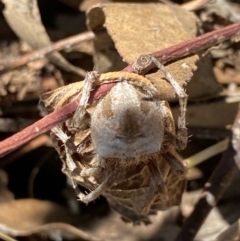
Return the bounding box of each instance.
[0,83,116,157]
[0,23,240,157]
[0,31,95,75]
[124,22,240,73]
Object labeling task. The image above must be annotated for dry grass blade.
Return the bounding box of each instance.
[185,138,229,168]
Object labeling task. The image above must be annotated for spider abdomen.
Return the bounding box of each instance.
[91,82,164,159]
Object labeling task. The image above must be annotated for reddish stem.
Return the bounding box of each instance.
[1,22,240,157]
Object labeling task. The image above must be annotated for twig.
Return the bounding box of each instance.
[175,107,240,241]
[124,22,240,73]
[0,22,240,158]
[0,82,116,157]
[0,31,95,75]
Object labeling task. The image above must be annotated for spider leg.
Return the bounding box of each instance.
[39,100,80,183]
[78,168,119,203]
[131,158,168,214]
[163,151,187,179]
[132,55,188,150]
[80,156,108,179]
[50,125,85,199]
[39,100,79,172]
[51,126,115,204]
[80,166,103,178]
[147,158,168,209]
[71,71,100,130]
[149,56,188,150]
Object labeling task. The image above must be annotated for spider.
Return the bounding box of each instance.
[41,55,188,223]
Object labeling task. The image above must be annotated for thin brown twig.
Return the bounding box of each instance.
[0,82,116,157]
[0,22,240,158]
[0,31,95,75]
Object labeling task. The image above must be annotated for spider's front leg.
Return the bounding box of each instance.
[157,101,187,178]
[39,100,84,198]
[150,56,188,150]
[70,71,100,130]
[78,157,119,203]
[48,125,85,200]
[133,55,188,150]
[39,100,80,177]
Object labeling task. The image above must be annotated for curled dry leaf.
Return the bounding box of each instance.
[41,67,188,224]
[87,2,199,98]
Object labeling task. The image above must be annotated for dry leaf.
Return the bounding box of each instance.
[87,2,199,98]
[2,0,85,77]
[0,199,100,240]
[41,69,187,224]
[187,54,222,100]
